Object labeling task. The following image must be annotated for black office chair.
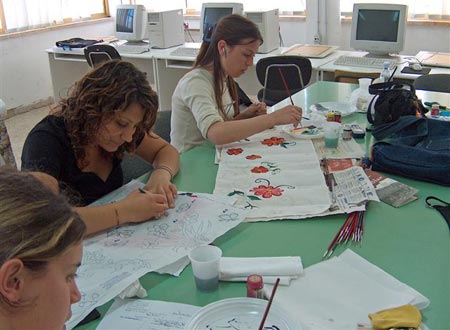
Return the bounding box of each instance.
[256,55,312,106]
[152,110,171,143]
[84,44,121,67]
[413,74,450,93]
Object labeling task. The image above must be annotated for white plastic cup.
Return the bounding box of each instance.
[323,122,341,148]
[188,245,222,292]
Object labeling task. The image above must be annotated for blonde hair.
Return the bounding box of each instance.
[0,169,86,305]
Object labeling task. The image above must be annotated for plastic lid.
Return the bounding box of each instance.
[247,274,263,290]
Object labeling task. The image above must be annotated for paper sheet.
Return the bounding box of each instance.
[214,129,332,221]
[66,186,248,329]
[265,249,430,330]
[96,299,200,330]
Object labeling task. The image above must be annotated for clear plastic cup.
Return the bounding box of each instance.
[188,245,222,292]
[323,122,341,148]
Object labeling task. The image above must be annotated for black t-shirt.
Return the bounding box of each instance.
[21,115,123,205]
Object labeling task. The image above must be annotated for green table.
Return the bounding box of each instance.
[78,81,450,330]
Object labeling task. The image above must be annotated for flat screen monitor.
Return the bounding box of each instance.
[350,3,407,57]
[115,4,147,43]
[200,3,244,38]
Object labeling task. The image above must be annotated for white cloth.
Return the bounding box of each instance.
[117,280,147,299]
[220,256,303,285]
[214,130,332,221]
[264,249,430,330]
[171,68,235,153]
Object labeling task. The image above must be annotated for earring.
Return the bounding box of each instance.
[222,47,227,56]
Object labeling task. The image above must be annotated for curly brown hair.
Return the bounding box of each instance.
[56,60,158,164]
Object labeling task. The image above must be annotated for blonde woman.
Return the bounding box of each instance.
[0,169,86,330]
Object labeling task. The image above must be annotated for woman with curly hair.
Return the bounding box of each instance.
[0,169,86,330]
[21,60,179,235]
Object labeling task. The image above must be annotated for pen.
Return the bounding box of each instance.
[139,187,147,194]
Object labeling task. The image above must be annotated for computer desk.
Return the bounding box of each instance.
[46,45,450,111]
[76,81,449,330]
[46,43,338,110]
[320,50,450,82]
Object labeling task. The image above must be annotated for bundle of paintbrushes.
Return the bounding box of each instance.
[323,211,366,259]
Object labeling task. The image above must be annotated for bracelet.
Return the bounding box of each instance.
[114,207,120,227]
[154,164,174,181]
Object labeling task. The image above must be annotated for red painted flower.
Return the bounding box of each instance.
[251,166,269,173]
[261,137,285,146]
[226,148,243,155]
[246,154,262,160]
[250,185,284,198]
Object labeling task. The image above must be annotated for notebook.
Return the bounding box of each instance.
[416,51,450,68]
[282,44,338,58]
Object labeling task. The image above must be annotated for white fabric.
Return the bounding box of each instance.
[117,280,147,299]
[214,129,332,221]
[264,249,430,330]
[171,68,234,153]
[219,256,303,285]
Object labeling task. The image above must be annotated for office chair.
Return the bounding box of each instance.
[256,55,312,106]
[334,70,380,84]
[152,110,171,143]
[413,74,450,93]
[84,44,121,67]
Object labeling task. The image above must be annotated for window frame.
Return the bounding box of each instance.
[0,0,110,36]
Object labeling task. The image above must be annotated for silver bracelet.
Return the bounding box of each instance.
[154,164,174,181]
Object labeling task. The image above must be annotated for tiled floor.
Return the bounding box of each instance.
[5,106,50,169]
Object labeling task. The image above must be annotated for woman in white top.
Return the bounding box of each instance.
[171,14,303,153]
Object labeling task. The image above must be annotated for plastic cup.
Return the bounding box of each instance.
[323,122,341,148]
[188,245,222,292]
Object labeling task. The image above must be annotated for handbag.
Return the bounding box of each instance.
[55,37,99,49]
[367,81,427,126]
[371,116,450,186]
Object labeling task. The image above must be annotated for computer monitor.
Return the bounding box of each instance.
[200,3,244,38]
[115,4,148,43]
[350,3,407,57]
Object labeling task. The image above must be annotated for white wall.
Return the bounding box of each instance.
[0,20,115,113]
[0,15,449,112]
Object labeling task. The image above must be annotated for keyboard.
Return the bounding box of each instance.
[334,55,396,70]
[170,47,199,57]
[115,44,150,54]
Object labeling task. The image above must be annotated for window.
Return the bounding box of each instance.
[341,0,450,21]
[0,0,107,34]
[137,0,306,16]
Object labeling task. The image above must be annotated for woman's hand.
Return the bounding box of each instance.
[268,105,303,127]
[117,189,169,224]
[144,169,177,208]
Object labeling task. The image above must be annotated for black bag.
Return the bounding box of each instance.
[367,81,427,126]
[55,37,99,49]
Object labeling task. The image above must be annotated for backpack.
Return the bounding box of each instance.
[371,116,450,186]
[367,81,427,126]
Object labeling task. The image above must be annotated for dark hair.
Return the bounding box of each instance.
[56,60,159,166]
[0,169,86,305]
[194,14,263,119]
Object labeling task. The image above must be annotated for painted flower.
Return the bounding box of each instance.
[261,137,285,146]
[251,166,269,173]
[250,185,284,198]
[226,148,243,155]
[246,154,262,160]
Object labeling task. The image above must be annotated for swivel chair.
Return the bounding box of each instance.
[84,44,121,67]
[413,74,450,93]
[256,55,312,106]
